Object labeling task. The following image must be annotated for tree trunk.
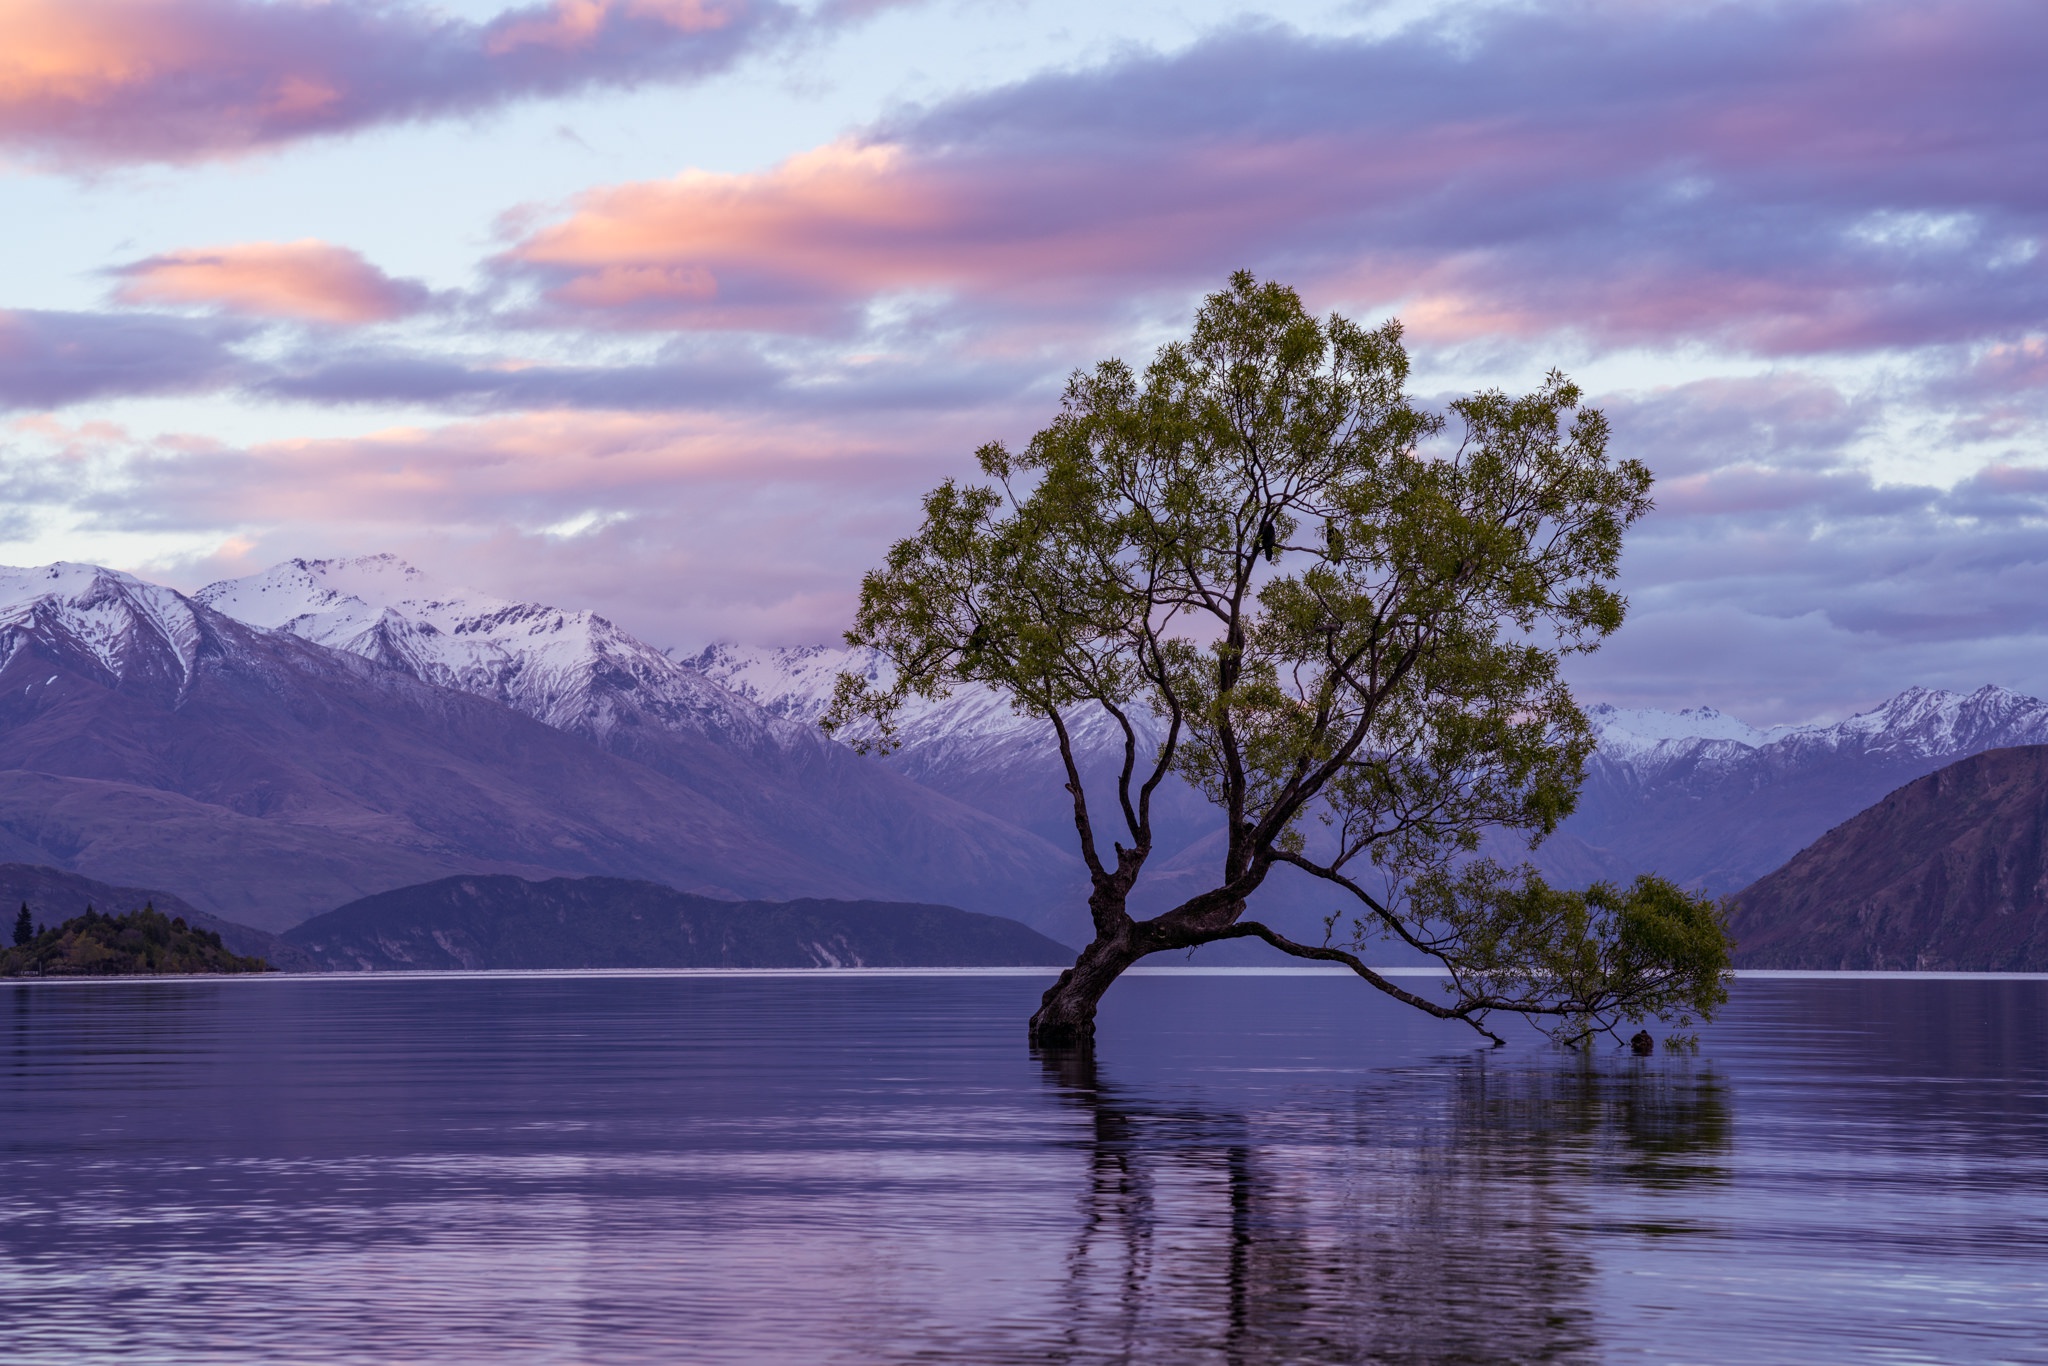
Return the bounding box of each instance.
[1027,929,1146,1047]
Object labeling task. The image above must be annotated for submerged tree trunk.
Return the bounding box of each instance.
[1029,851,1160,1046]
[1027,929,1147,1046]
[1028,879,1251,1045]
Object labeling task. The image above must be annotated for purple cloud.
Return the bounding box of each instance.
[0,309,251,408]
[0,0,794,168]
[1564,375,2048,719]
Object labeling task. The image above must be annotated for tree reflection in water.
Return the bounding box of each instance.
[1034,1046,1729,1364]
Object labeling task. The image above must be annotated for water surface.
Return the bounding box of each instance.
[2,970,2043,1363]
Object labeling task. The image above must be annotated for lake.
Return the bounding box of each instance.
[1,969,2044,1363]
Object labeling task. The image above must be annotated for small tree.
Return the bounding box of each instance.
[12,903,31,947]
[830,273,1730,1048]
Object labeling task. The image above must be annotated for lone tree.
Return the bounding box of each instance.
[828,273,1730,1048]
[12,903,31,948]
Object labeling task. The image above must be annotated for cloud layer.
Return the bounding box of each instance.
[0,0,789,167]
[0,309,250,407]
[4,0,2047,722]
[501,1,2048,351]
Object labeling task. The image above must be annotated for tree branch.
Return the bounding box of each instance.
[1216,921,1506,1046]
[1047,706,1107,881]
[1270,848,1457,958]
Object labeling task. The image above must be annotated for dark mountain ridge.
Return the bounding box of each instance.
[284,874,1073,970]
[1727,745,2048,970]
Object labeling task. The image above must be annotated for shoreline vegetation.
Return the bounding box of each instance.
[1,905,272,977]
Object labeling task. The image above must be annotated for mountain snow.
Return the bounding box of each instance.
[1584,703,1786,751]
[1588,686,2048,771]
[12,552,2047,783]
[692,642,1159,782]
[0,562,207,689]
[196,556,796,753]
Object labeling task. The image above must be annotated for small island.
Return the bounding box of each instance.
[2,904,272,977]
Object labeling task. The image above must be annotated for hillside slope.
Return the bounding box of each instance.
[1726,745,2048,970]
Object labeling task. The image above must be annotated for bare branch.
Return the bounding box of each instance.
[1216,921,1507,1047]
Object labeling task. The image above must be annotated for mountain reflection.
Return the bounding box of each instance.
[1035,1046,1730,1365]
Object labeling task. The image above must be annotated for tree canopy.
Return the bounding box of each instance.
[829,272,1731,1048]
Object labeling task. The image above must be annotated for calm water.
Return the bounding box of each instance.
[1,970,2044,1364]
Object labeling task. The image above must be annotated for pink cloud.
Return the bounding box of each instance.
[69,404,987,532]
[111,240,429,324]
[505,137,1332,331]
[0,0,787,167]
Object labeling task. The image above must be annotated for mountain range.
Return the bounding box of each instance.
[1563,689,2048,895]
[699,644,2048,904]
[7,552,2048,952]
[0,559,1081,936]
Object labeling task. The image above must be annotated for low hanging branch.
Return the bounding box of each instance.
[829,271,1732,1049]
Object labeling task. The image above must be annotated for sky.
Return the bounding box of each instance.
[1,0,2044,724]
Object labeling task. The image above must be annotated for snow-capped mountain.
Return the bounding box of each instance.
[1568,685,2048,894]
[1586,687,2048,772]
[711,647,2048,780]
[1584,702,1787,754]
[0,558,1089,939]
[694,642,1148,775]
[0,562,209,699]
[197,555,793,756]
[15,550,2048,937]
[194,557,1090,934]
[0,559,846,927]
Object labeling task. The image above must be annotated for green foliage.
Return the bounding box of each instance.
[12,902,29,948]
[832,271,1731,1041]
[1400,865,1732,1046]
[0,904,270,977]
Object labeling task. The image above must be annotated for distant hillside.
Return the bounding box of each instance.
[0,863,317,970]
[283,875,1074,971]
[1,906,271,977]
[1726,745,2048,970]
